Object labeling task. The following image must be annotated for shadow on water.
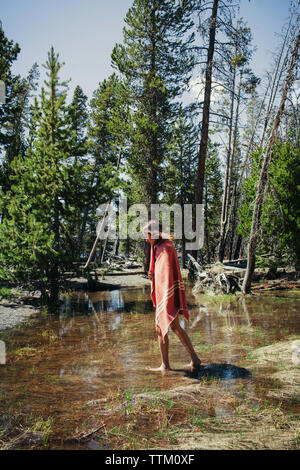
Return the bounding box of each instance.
[183,363,252,381]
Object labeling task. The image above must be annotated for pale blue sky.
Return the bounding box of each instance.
[0,0,292,100]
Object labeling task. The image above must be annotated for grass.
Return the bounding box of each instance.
[123,388,135,414]
[14,346,38,358]
[44,375,61,385]
[31,416,53,447]
[41,329,58,343]
[187,407,209,430]
[0,288,16,301]
[191,340,212,353]
[0,413,54,450]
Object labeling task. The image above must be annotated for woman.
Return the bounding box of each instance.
[144,221,201,372]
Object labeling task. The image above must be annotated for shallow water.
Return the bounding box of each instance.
[0,283,300,446]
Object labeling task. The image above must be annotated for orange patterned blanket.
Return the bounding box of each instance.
[148,239,189,340]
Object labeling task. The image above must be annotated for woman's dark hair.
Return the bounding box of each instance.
[154,222,165,245]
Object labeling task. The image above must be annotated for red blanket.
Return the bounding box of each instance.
[148,239,189,340]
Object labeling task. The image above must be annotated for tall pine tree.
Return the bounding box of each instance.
[0,47,80,306]
[111,0,195,206]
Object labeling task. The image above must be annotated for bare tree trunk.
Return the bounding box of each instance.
[114,236,119,256]
[233,233,242,260]
[219,64,240,262]
[225,69,244,261]
[204,176,211,263]
[228,180,238,260]
[49,76,60,308]
[100,235,109,265]
[78,204,91,251]
[193,0,219,259]
[260,18,292,147]
[84,152,122,269]
[242,30,300,294]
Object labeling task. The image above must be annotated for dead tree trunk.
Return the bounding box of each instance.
[242,30,300,294]
[84,151,122,269]
[193,0,219,259]
[260,18,292,147]
[219,64,242,262]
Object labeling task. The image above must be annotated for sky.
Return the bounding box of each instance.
[0,0,293,101]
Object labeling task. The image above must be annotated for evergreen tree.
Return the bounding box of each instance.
[0,65,39,203]
[0,25,39,218]
[238,141,300,271]
[0,23,20,152]
[163,104,198,264]
[111,0,195,206]
[203,141,223,262]
[83,73,129,258]
[68,85,88,161]
[66,85,90,251]
[0,47,79,306]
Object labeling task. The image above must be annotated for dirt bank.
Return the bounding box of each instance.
[0,298,39,332]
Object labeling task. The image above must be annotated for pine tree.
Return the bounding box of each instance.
[68,85,88,162]
[0,47,79,306]
[162,104,198,264]
[0,23,20,151]
[111,0,195,206]
[83,73,129,263]
[0,25,39,219]
[1,65,39,201]
[66,85,90,251]
[203,141,223,262]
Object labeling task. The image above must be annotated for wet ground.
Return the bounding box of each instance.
[0,282,300,449]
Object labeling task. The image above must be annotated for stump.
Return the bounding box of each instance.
[187,255,242,295]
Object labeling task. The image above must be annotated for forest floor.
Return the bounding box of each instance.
[66,261,300,292]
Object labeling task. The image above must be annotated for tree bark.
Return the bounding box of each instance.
[50,72,60,307]
[219,63,238,262]
[259,18,292,147]
[193,0,219,259]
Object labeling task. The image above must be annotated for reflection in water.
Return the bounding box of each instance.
[1,284,300,441]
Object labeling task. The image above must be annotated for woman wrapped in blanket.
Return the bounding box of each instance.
[143,220,201,372]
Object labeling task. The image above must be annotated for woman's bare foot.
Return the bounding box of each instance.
[190,359,202,372]
[147,364,171,372]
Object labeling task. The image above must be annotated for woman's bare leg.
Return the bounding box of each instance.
[170,315,201,370]
[149,325,171,371]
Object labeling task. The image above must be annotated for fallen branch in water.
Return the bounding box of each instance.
[251,281,300,291]
[63,423,106,443]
